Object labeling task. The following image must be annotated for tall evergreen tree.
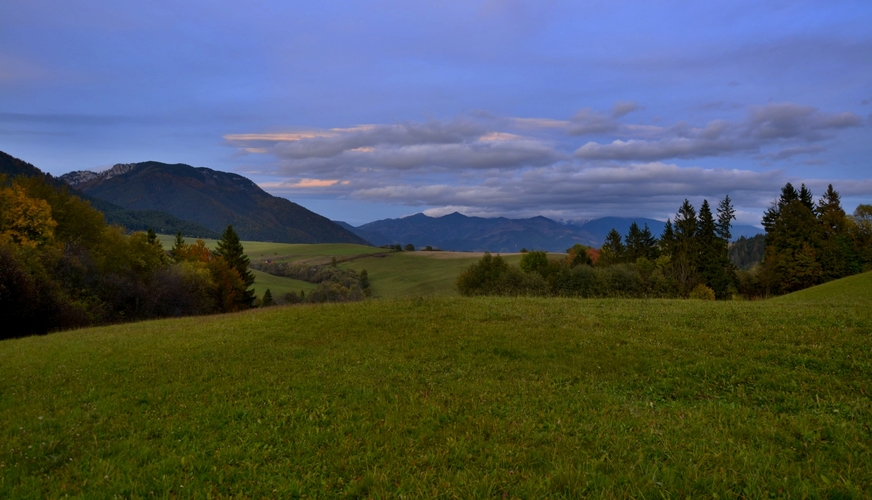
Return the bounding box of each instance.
[659,219,675,257]
[671,199,699,294]
[624,222,645,262]
[214,224,256,307]
[815,184,858,280]
[716,195,736,241]
[698,200,734,299]
[640,224,659,260]
[761,183,823,294]
[598,228,626,266]
[171,231,185,262]
[799,183,815,211]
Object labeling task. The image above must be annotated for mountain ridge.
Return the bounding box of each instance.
[345,212,764,252]
[61,161,368,245]
[0,151,218,237]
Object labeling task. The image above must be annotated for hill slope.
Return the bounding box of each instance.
[61,161,368,244]
[0,151,217,237]
[1,295,869,497]
[773,270,872,302]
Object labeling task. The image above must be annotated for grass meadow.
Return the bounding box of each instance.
[1,272,870,497]
[155,235,525,299]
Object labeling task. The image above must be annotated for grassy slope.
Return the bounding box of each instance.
[156,234,524,299]
[341,251,524,299]
[155,236,385,299]
[773,270,872,304]
[2,276,871,497]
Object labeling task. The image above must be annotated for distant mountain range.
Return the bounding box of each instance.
[340,212,764,253]
[1,151,218,237]
[60,161,367,245]
[4,149,764,252]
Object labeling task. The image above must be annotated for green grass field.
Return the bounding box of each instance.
[156,236,526,300]
[340,251,524,299]
[2,273,870,497]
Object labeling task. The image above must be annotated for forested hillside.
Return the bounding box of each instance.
[0,151,217,237]
[0,173,258,338]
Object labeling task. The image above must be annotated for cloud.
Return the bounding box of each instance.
[227,102,868,222]
[226,117,565,178]
[574,103,863,161]
[767,145,825,161]
[747,103,862,141]
[349,162,787,216]
[612,100,642,118]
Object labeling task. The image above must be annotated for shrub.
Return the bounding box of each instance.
[689,283,716,300]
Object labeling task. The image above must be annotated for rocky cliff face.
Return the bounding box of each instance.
[60,163,137,189]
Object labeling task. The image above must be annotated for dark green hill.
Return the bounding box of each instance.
[0,151,217,237]
[61,161,368,245]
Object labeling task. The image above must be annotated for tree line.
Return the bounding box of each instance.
[0,174,256,338]
[458,184,872,299]
[250,261,372,304]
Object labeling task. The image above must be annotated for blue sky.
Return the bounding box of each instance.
[2,0,871,226]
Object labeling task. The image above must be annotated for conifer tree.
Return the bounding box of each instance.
[598,228,626,266]
[261,289,274,307]
[624,222,645,262]
[672,199,699,294]
[171,231,185,262]
[640,224,659,260]
[698,200,734,299]
[659,219,675,257]
[761,183,823,294]
[214,224,256,307]
[716,195,735,241]
[815,184,858,280]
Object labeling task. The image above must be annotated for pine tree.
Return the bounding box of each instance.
[659,219,675,257]
[761,183,823,294]
[716,195,736,241]
[672,199,699,295]
[598,228,626,266]
[624,222,645,262]
[261,289,274,307]
[698,200,734,299]
[171,231,185,262]
[214,224,256,307]
[640,224,659,260]
[146,227,159,246]
[815,184,858,280]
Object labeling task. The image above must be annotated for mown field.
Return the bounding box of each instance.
[156,236,524,299]
[1,272,870,498]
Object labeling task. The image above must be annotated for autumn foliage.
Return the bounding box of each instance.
[0,175,256,338]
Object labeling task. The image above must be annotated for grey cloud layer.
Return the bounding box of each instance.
[229,102,868,220]
[573,103,863,161]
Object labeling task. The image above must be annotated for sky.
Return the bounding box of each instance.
[2,0,871,226]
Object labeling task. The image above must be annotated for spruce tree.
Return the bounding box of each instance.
[214,225,256,307]
[716,195,736,242]
[171,231,185,262]
[672,200,700,294]
[261,289,274,307]
[816,184,858,280]
[624,222,645,262]
[640,224,659,260]
[698,200,734,299]
[598,228,626,266]
[761,183,823,294]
